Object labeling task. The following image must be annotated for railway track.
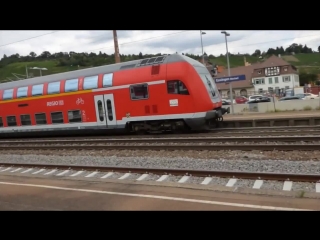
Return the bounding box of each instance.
[1,136,320,145]
[0,143,320,151]
[1,126,320,141]
[1,162,320,182]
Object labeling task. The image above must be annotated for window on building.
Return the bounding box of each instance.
[3,89,13,100]
[48,82,61,94]
[268,78,272,84]
[258,88,263,94]
[65,79,79,92]
[0,117,3,127]
[6,116,17,126]
[275,77,279,83]
[254,78,265,84]
[17,87,28,98]
[103,73,113,87]
[283,76,291,82]
[51,112,64,124]
[68,110,82,123]
[20,114,31,126]
[268,87,274,94]
[167,80,189,95]
[130,84,148,100]
[32,84,44,96]
[265,67,280,76]
[83,75,98,90]
[35,113,47,125]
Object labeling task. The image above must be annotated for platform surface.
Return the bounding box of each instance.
[224,110,320,120]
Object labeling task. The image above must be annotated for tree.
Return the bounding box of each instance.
[299,72,318,86]
[40,51,51,58]
[29,52,37,58]
[318,46,320,53]
[138,52,143,59]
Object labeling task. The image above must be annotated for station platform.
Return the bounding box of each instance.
[224,110,320,120]
[221,110,320,128]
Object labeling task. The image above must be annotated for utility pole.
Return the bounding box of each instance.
[113,30,121,63]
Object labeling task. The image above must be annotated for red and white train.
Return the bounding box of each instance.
[0,54,228,137]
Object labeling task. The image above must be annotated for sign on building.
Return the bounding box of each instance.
[215,74,246,83]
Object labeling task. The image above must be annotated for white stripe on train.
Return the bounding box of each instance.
[0,112,207,133]
[92,79,166,92]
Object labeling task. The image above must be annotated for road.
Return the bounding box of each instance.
[0,175,319,210]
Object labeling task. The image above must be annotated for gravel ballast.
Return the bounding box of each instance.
[1,150,320,174]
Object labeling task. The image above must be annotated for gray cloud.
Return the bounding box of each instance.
[0,31,319,58]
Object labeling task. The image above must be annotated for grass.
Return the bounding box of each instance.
[0,61,83,82]
[303,106,312,111]
[1,53,320,82]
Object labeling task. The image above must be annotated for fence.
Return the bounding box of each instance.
[224,98,320,114]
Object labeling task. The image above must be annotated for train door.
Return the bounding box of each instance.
[94,94,117,128]
[94,95,107,127]
[103,94,117,127]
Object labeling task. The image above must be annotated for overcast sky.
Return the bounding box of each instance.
[0,30,319,58]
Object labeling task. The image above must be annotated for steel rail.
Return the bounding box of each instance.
[0,144,319,151]
[1,136,320,144]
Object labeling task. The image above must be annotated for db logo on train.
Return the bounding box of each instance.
[76,98,84,105]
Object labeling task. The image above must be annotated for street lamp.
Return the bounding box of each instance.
[28,67,48,77]
[221,30,234,114]
[200,30,206,66]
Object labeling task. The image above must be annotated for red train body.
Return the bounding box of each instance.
[0,54,227,137]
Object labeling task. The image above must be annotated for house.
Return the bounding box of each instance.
[251,55,299,95]
[211,61,258,98]
[210,55,300,98]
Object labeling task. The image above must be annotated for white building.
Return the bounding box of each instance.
[251,55,299,95]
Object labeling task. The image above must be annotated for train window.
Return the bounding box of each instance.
[130,84,148,100]
[65,79,79,92]
[199,74,216,98]
[17,87,28,98]
[35,113,47,125]
[32,84,44,96]
[6,116,17,127]
[3,89,13,100]
[103,73,113,87]
[51,112,64,124]
[167,80,189,95]
[97,100,104,121]
[68,110,82,123]
[83,75,98,90]
[20,114,31,126]
[106,100,113,121]
[0,117,3,127]
[48,82,61,94]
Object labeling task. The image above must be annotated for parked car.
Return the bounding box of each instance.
[235,96,248,104]
[294,94,306,100]
[279,96,302,101]
[247,96,271,103]
[222,99,231,105]
[295,93,319,100]
[248,95,263,101]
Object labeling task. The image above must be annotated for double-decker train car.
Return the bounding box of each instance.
[0,54,228,138]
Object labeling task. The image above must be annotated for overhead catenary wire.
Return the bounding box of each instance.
[0,30,319,57]
[0,31,60,48]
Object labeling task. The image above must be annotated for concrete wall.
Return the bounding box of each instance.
[226,99,320,114]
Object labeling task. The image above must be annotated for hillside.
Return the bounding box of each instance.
[0,52,320,83]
